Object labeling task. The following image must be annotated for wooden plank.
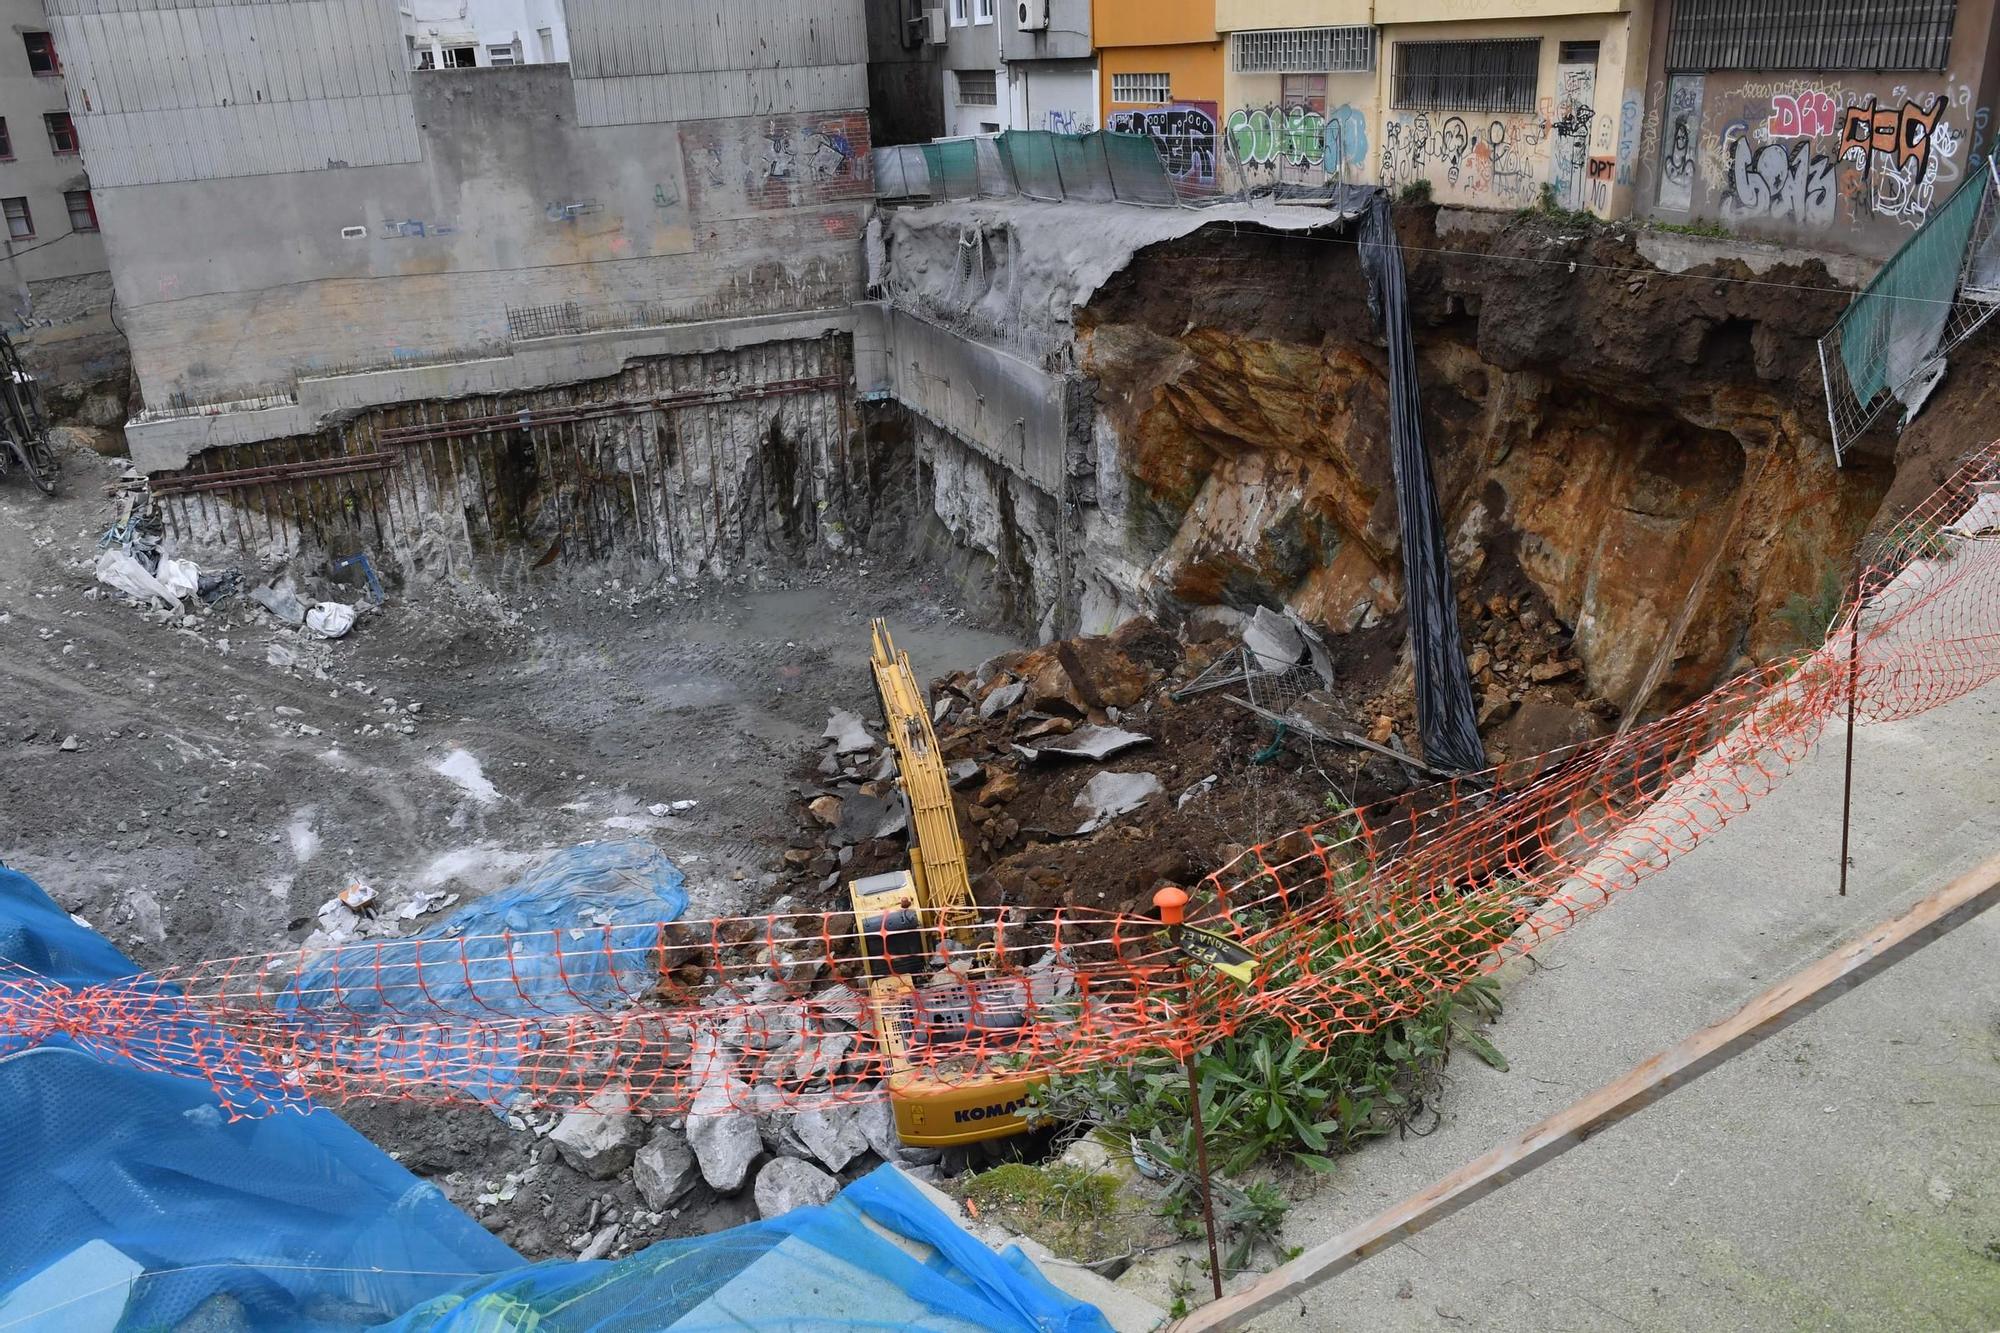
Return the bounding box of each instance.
[1174,851,2000,1332]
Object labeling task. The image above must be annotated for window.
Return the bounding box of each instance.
[4,198,32,240]
[538,27,555,61]
[1392,39,1540,114]
[487,44,516,67]
[956,69,998,105]
[44,112,77,156]
[1282,74,1327,114]
[949,0,969,26]
[1232,26,1375,73]
[974,0,995,22]
[1111,72,1171,105]
[22,32,56,76]
[1558,40,1600,64]
[442,45,477,68]
[1666,0,1954,72]
[412,43,437,70]
[0,120,12,162]
[64,190,96,233]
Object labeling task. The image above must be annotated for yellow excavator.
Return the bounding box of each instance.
[847,618,1040,1151]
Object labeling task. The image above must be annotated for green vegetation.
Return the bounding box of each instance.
[961,1162,1128,1263]
[1646,217,1733,239]
[1029,885,1514,1276]
[1397,178,1434,205]
[1521,182,1595,227]
[1776,564,1850,649]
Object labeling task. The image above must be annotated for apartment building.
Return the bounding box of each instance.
[1096,0,1225,191]
[403,0,570,70]
[0,2,111,351]
[1633,0,2000,258]
[1216,3,1378,188]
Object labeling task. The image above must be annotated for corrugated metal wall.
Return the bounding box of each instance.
[565,0,868,127]
[48,0,420,187]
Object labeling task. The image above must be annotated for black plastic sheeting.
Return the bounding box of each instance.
[1357,192,1489,775]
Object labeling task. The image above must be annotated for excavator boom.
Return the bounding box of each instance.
[868,618,977,940]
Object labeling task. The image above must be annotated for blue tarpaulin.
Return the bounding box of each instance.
[0,863,1116,1332]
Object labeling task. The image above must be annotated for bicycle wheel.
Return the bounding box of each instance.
[23,435,58,496]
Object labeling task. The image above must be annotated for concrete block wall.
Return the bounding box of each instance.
[50,0,873,428]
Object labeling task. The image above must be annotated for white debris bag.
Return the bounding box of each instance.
[305,602,357,639]
[94,550,180,607]
[155,558,201,601]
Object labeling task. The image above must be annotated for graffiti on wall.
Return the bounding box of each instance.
[1657,75,1704,211]
[1658,77,1974,235]
[1719,135,1836,226]
[1224,103,1369,180]
[1379,107,1551,208]
[1043,109,1092,134]
[1549,61,1597,211]
[1107,103,1219,187]
[1841,95,1956,224]
[681,113,873,216]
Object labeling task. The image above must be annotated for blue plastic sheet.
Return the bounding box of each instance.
[276,841,690,1105]
[0,866,521,1331]
[0,863,1117,1332]
[389,1166,1114,1333]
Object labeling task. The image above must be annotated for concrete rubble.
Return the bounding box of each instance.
[752,1157,840,1218]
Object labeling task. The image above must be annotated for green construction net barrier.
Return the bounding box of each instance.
[921,139,982,200]
[1836,170,1984,408]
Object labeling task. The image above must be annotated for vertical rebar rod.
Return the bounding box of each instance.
[1838,566,1863,898]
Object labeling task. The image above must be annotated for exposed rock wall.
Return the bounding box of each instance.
[1069,207,1905,714]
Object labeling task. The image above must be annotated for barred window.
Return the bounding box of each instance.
[1666,0,1956,72]
[1392,39,1539,114]
[1232,26,1375,74]
[1111,72,1171,105]
[956,69,997,106]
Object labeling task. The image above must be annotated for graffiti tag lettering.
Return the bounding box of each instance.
[1719,136,1835,227]
[1109,103,1219,186]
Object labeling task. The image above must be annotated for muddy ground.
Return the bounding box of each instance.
[0,442,1019,1257]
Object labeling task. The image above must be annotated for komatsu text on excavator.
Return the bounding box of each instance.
[847,619,1041,1152]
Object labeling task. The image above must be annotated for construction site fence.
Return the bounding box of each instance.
[16,446,2000,1122]
[1820,155,2000,464]
[872,116,1370,212]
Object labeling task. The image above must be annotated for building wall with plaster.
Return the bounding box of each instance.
[1632,0,2000,259]
[1374,7,1654,218]
[49,0,871,424]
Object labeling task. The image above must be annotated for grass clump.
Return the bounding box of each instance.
[962,1162,1127,1263]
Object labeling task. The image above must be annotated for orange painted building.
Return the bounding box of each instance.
[1094,0,1225,127]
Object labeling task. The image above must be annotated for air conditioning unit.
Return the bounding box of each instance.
[1017,0,1050,31]
[923,6,947,44]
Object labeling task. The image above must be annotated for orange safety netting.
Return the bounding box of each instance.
[14,444,2000,1121]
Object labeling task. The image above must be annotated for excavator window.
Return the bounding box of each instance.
[861,909,928,977]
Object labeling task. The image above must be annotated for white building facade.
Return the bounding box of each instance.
[403,0,570,70]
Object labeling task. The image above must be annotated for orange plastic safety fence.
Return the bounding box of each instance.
[23,443,2000,1121]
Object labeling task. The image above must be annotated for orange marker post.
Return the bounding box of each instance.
[1155,885,1223,1301]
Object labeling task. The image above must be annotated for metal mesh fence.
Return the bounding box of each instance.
[1820,157,2000,464]
[874,130,1189,207]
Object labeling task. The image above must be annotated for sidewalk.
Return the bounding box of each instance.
[1168,678,2000,1330]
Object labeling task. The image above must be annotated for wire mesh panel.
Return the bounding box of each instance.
[1051,131,1115,202]
[870,145,932,202]
[1104,130,1182,205]
[1820,159,2000,463]
[997,130,1065,201]
[1666,0,1956,72]
[919,139,983,200]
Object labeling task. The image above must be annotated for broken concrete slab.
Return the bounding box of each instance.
[633,1130,700,1210]
[947,759,982,788]
[821,709,875,755]
[979,681,1026,718]
[793,1103,871,1173]
[549,1086,643,1181]
[1015,725,1150,763]
[1244,605,1306,673]
[686,1076,762,1193]
[833,791,907,845]
[1073,770,1164,833]
[753,1157,839,1219]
